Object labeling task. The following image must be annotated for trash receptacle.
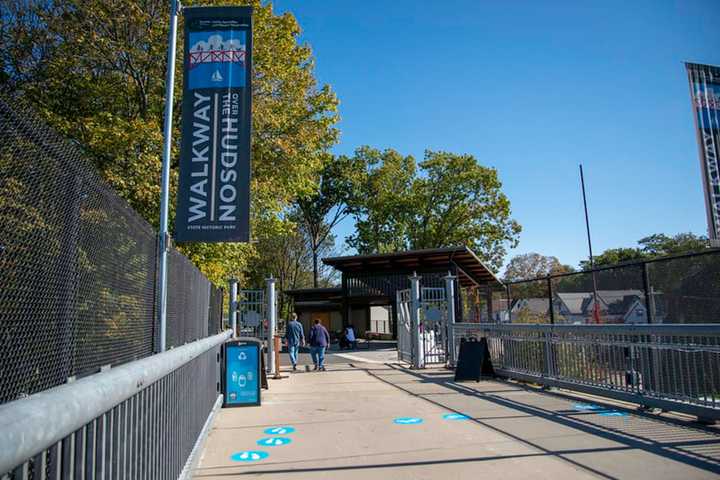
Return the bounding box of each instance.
[223,338,262,407]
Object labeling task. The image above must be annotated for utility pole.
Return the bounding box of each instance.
[580,164,600,323]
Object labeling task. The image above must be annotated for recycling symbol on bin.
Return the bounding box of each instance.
[238,352,247,361]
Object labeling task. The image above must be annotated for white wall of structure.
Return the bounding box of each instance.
[369,306,391,334]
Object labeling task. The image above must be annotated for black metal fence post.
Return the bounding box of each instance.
[506,283,512,323]
[642,261,654,324]
[547,277,555,325]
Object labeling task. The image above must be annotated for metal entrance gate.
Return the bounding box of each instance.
[396,286,448,367]
[239,289,265,338]
[421,287,447,364]
[397,289,413,363]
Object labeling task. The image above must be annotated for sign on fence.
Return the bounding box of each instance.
[175,6,252,242]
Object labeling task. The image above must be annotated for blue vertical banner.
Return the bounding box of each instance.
[224,340,261,407]
[175,7,252,242]
[686,63,720,245]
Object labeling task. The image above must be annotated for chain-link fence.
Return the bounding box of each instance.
[0,93,223,404]
[506,249,720,324]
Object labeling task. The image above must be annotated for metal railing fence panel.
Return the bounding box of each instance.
[0,93,224,405]
[0,331,230,478]
[450,323,720,420]
[646,253,720,324]
[505,249,720,326]
[0,94,156,402]
[208,285,224,335]
[166,249,212,348]
[508,279,551,324]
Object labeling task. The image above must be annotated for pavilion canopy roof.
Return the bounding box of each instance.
[322,246,502,288]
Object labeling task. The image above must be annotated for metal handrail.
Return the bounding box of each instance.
[463,323,720,336]
[0,330,232,474]
[451,323,720,420]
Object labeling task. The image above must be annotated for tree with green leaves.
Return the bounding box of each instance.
[579,232,709,270]
[579,247,647,269]
[246,214,339,318]
[347,147,520,272]
[504,253,574,282]
[345,147,416,254]
[1,0,339,286]
[407,151,521,270]
[638,233,709,257]
[295,154,363,287]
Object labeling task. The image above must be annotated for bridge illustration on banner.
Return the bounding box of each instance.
[189,49,246,69]
[188,34,246,70]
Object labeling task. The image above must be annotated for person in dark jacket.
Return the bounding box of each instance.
[308,318,330,371]
[284,313,305,371]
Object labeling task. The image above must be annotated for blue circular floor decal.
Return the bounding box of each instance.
[393,417,424,425]
[257,437,293,447]
[443,413,470,421]
[264,426,295,435]
[231,450,269,462]
[573,404,604,411]
[599,410,628,417]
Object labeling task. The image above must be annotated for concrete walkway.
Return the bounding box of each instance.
[193,363,720,479]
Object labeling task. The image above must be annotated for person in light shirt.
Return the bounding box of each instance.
[344,324,357,350]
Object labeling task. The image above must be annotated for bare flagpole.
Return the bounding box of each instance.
[579,164,600,323]
[157,0,181,352]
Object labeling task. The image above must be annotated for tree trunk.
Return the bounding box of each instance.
[313,249,319,288]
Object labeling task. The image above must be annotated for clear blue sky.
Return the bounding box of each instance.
[273,0,720,272]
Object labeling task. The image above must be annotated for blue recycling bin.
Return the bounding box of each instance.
[223,338,262,407]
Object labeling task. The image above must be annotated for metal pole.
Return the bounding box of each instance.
[409,273,423,369]
[506,283,512,323]
[580,164,594,267]
[580,164,600,323]
[641,263,654,324]
[228,279,238,338]
[485,284,493,322]
[157,0,181,352]
[444,274,457,368]
[266,277,276,374]
[547,277,555,324]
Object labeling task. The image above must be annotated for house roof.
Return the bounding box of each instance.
[556,290,647,316]
[555,293,591,315]
[322,246,501,288]
[511,298,550,315]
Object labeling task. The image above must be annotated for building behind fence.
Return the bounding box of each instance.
[0,93,224,405]
[502,250,720,325]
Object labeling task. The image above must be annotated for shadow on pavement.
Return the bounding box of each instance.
[362,364,720,478]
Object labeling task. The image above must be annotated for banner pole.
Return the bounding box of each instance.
[158,0,181,353]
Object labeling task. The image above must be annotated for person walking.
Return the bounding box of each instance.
[284,313,305,371]
[308,318,330,371]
